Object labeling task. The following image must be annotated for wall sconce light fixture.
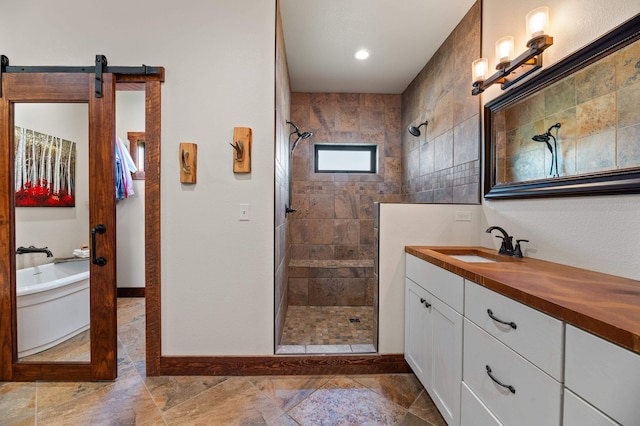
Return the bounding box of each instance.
[472,6,553,96]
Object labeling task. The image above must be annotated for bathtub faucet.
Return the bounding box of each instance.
[16,245,53,257]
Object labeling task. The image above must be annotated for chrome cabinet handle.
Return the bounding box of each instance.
[486,365,516,394]
[487,309,517,329]
[419,298,431,308]
[91,224,107,266]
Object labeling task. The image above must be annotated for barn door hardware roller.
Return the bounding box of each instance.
[0,54,163,98]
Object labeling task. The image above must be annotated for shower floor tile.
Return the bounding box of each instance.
[281,305,374,346]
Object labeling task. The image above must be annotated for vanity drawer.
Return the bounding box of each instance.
[406,254,463,313]
[565,325,640,426]
[463,319,562,426]
[563,389,620,426]
[461,382,503,426]
[464,280,564,380]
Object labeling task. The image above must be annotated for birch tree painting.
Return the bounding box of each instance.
[14,126,76,207]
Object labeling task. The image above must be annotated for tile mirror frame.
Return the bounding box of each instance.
[484,13,640,200]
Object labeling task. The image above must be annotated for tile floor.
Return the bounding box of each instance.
[279,306,375,354]
[0,298,446,425]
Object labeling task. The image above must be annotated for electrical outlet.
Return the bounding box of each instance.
[239,203,250,221]
[455,210,472,222]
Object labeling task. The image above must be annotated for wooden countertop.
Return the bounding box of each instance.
[405,246,640,355]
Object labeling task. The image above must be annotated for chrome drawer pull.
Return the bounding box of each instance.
[419,298,431,308]
[487,309,517,329]
[486,365,516,394]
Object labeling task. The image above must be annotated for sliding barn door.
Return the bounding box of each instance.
[0,72,117,380]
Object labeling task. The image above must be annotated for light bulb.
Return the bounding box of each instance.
[526,7,549,41]
[472,58,488,83]
[495,36,514,67]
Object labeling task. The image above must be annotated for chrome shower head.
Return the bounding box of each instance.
[408,121,428,137]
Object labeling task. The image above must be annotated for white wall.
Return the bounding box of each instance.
[115,91,146,288]
[2,0,277,355]
[14,104,90,269]
[481,0,640,280]
[378,203,482,353]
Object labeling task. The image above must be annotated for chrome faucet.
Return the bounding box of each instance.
[16,245,53,257]
[485,226,528,258]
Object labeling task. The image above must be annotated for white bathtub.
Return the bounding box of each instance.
[17,260,90,358]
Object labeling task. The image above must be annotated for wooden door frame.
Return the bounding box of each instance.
[112,73,163,377]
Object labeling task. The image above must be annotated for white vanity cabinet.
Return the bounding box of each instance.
[405,254,463,426]
[564,325,640,426]
[405,248,640,426]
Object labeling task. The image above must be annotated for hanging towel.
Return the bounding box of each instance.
[115,137,137,199]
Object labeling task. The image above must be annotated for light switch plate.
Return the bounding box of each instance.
[239,203,250,221]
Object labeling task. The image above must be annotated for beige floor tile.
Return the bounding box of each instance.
[288,376,407,425]
[163,377,284,425]
[399,411,433,425]
[408,390,447,426]
[36,374,164,426]
[250,375,331,412]
[0,382,36,426]
[350,373,424,409]
[18,329,91,363]
[144,375,228,412]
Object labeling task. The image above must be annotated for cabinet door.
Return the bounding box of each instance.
[430,294,463,426]
[565,325,640,426]
[563,389,620,426]
[405,278,430,384]
[461,382,503,426]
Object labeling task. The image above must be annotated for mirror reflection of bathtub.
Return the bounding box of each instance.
[14,102,91,363]
[16,259,90,361]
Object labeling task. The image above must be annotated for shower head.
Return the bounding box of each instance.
[532,122,561,154]
[408,121,428,137]
[299,131,313,140]
[286,121,313,153]
[532,133,552,153]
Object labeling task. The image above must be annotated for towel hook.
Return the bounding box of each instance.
[229,140,244,161]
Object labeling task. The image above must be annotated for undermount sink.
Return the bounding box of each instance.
[449,254,497,263]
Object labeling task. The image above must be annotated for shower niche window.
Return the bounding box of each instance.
[314,144,378,174]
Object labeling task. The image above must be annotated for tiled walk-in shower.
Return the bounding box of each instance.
[279,305,375,354]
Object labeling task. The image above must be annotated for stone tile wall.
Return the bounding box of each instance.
[287,93,403,307]
[401,1,481,203]
[495,39,640,183]
[274,2,290,347]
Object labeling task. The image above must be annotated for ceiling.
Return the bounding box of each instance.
[280,0,476,94]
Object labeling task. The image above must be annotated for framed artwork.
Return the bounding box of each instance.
[14,126,76,207]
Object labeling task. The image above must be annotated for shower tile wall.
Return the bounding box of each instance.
[287,93,402,307]
[401,1,481,204]
[495,39,640,183]
[274,2,291,347]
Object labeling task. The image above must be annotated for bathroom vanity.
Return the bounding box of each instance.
[404,246,640,426]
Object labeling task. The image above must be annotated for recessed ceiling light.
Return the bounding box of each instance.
[354,49,370,60]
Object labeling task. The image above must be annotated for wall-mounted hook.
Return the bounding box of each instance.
[182,150,191,172]
[231,127,252,173]
[229,140,244,161]
[179,142,197,184]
